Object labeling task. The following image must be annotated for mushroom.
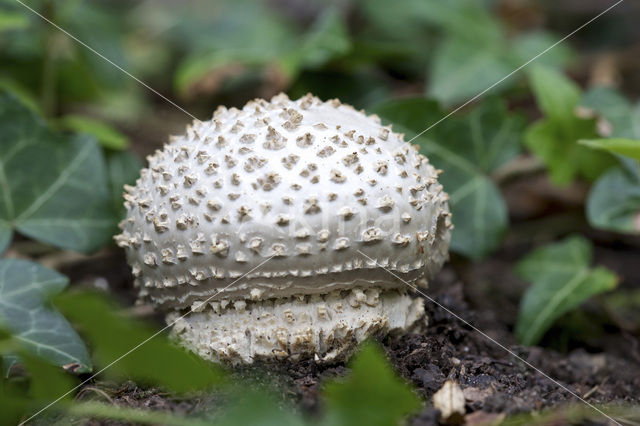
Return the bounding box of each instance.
[116,93,452,364]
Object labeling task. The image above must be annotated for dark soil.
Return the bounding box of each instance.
[54,174,640,425]
[63,240,640,426]
[250,261,640,425]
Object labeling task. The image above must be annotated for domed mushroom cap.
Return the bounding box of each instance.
[116,93,451,311]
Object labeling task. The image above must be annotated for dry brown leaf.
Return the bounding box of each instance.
[433,380,466,425]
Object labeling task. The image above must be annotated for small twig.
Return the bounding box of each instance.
[582,385,599,399]
[38,251,94,270]
[75,386,114,404]
[491,155,546,185]
[124,304,156,318]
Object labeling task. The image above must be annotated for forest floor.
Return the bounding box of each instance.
[50,172,640,426]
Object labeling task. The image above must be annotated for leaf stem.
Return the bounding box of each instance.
[59,401,213,426]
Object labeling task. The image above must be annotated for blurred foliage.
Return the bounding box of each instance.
[586,157,640,234]
[580,138,640,161]
[515,235,618,346]
[1,0,639,424]
[374,97,525,259]
[1,289,225,423]
[174,6,351,98]
[56,114,129,150]
[360,0,573,105]
[525,66,615,184]
[580,87,640,233]
[321,342,421,426]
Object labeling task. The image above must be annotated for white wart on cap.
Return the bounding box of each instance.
[116,93,452,364]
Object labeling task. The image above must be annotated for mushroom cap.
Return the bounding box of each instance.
[116,93,451,310]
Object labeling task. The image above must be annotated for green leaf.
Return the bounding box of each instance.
[357,0,441,43]
[0,78,41,115]
[322,342,420,426]
[287,8,351,70]
[580,88,640,233]
[55,291,224,393]
[586,163,640,234]
[515,236,618,346]
[373,97,524,259]
[106,150,142,217]
[424,1,510,105]
[0,339,77,423]
[0,90,117,253]
[0,259,92,373]
[0,228,10,253]
[19,350,76,403]
[579,138,640,161]
[57,115,129,150]
[175,5,350,97]
[0,10,28,32]
[428,36,514,106]
[422,3,572,106]
[525,68,615,185]
[0,378,28,426]
[528,65,580,124]
[511,31,574,70]
[214,392,304,426]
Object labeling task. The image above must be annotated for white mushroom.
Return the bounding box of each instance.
[117,93,452,364]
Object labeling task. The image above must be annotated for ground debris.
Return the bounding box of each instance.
[433,380,465,425]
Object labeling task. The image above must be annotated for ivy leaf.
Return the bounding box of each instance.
[55,291,224,393]
[586,159,640,234]
[373,97,524,259]
[428,36,514,106]
[422,0,572,106]
[515,236,618,346]
[525,66,615,184]
[0,259,92,374]
[0,90,117,254]
[322,342,420,426]
[428,30,573,106]
[425,1,511,106]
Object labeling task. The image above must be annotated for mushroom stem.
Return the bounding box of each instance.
[168,288,425,364]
